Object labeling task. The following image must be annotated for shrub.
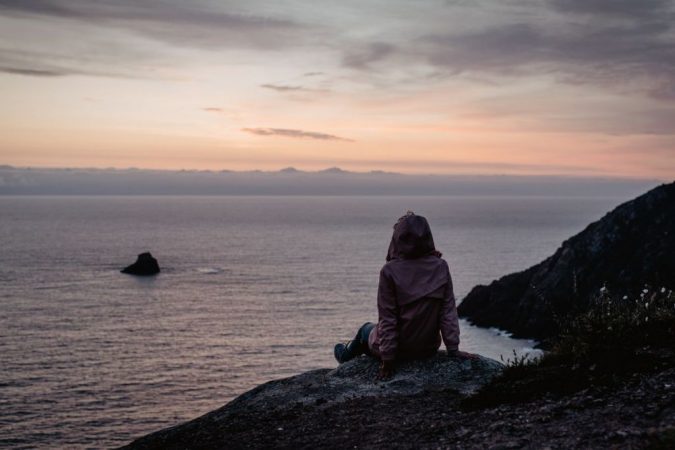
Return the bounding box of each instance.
[463,285,675,410]
[553,285,675,370]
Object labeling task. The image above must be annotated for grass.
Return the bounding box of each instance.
[463,285,675,410]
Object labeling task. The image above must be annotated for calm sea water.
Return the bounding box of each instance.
[0,195,625,449]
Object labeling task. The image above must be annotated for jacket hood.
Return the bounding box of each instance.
[386,213,437,261]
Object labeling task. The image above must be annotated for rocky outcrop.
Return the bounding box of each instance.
[229,352,503,408]
[458,181,675,340]
[121,252,160,276]
[122,352,503,449]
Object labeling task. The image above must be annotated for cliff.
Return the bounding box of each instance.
[457,181,675,340]
[121,350,675,449]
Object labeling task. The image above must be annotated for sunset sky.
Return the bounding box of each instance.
[1,0,674,179]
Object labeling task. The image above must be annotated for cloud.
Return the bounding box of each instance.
[2,0,674,141]
[0,0,309,50]
[259,83,328,95]
[0,44,159,80]
[0,1,314,84]
[0,59,141,79]
[550,0,672,19]
[202,107,223,112]
[260,84,304,92]
[421,1,675,98]
[0,66,66,76]
[260,82,332,97]
[242,127,353,142]
[342,42,395,69]
[0,0,73,17]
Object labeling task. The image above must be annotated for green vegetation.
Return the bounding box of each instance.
[463,286,675,410]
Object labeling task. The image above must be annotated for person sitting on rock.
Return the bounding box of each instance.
[334,211,476,379]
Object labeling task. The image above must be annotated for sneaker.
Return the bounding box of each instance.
[334,342,350,363]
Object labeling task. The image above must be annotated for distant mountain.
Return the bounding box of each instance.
[457,182,675,339]
[0,165,662,197]
[318,167,348,174]
[278,167,302,173]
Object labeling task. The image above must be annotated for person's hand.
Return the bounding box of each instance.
[448,349,479,360]
[377,360,395,380]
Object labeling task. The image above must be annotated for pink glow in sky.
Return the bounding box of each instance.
[0,0,674,179]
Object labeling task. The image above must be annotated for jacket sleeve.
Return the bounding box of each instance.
[440,265,460,352]
[376,266,399,361]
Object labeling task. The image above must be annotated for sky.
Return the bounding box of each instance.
[0,0,674,179]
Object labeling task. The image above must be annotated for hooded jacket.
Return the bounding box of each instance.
[368,214,460,361]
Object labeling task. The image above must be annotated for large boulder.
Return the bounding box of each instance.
[458,181,675,340]
[121,252,160,276]
[224,351,503,411]
[122,352,503,449]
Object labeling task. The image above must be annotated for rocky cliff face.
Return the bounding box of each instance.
[458,181,675,340]
[122,353,503,449]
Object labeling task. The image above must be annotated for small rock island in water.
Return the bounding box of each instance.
[121,252,160,276]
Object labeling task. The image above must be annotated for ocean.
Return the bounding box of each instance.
[0,195,625,448]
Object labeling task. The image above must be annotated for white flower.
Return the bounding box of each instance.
[600,286,607,293]
[645,303,649,308]
[623,295,628,300]
[643,288,649,293]
[645,317,649,322]
[662,287,666,293]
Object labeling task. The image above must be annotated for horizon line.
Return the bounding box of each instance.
[0,164,668,183]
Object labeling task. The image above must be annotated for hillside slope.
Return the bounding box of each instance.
[457,181,675,339]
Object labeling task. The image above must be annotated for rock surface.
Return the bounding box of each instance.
[122,352,503,449]
[121,364,675,450]
[227,352,503,410]
[458,181,675,340]
[121,252,160,276]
